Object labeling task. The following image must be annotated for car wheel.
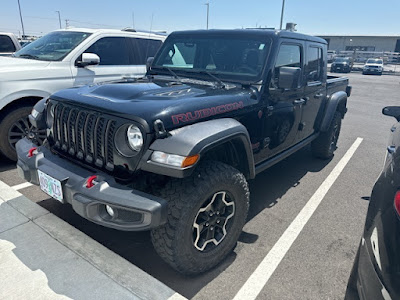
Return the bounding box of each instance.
[311,111,342,159]
[0,105,46,161]
[151,161,249,275]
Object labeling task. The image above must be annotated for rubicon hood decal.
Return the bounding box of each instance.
[171,101,244,124]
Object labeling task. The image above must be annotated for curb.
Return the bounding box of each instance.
[0,180,186,300]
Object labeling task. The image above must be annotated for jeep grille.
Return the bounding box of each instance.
[51,102,116,171]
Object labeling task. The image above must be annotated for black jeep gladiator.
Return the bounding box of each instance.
[16,29,351,275]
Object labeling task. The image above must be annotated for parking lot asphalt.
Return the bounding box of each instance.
[0,72,398,300]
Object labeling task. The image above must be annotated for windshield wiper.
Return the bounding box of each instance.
[17,54,40,60]
[198,71,226,89]
[165,67,182,84]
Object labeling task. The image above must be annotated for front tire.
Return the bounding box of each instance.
[311,111,342,159]
[0,105,46,161]
[151,161,249,275]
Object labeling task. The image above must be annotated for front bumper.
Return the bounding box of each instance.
[363,68,382,74]
[16,138,167,231]
[331,65,350,72]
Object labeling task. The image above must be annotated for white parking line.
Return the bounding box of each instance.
[233,137,363,300]
[11,182,33,191]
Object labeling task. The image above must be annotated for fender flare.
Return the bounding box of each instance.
[320,91,347,132]
[140,118,255,179]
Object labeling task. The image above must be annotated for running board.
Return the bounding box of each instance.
[254,133,319,175]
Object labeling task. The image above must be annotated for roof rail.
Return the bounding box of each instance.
[121,28,167,36]
[122,28,136,32]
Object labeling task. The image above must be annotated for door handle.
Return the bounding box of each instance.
[387,146,396,154]
[293,98,306,105]
[314,93,324,99]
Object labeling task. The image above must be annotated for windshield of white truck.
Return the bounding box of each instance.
[152,35,271,83]
[14,31,91,61]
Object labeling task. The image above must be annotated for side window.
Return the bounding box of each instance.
[130,38,163,65]
[271,44,302,88]
[306,46,323,82]
[85,37,130,65]
[0,35,16,52]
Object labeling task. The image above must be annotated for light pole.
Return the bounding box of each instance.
[279,0,285,30]
[56,11,62,29]
[205,2,209,30]
[17,0,25,38]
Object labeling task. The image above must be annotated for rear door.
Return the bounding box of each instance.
[72,36,145,86]
[298,43,326,140]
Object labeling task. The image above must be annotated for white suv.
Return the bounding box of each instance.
[362,58,384,76]
[0,28,166,160]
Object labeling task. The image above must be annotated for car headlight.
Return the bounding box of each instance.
[127,125,143,151]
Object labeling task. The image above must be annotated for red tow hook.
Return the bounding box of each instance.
[86,175,98,188]
[28,147,38,158]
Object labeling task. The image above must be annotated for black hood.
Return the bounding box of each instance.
[51,78,256,133]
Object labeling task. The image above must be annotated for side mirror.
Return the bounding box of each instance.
[383,106,400,121]
[146,57,154,72]
[278,67,301,90]
[76,53,100,67]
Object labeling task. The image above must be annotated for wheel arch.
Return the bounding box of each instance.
[141,118,256,179]
[319,91,347,132]
[0,95,46,119]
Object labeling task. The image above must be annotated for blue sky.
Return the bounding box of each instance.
[1,0,400,37]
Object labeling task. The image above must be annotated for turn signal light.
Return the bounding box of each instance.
[86,175,97,188]
[28,147,38,158]
[395,191,400,217]
[181,154,200,168]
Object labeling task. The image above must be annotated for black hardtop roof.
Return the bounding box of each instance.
[168,29,327,44]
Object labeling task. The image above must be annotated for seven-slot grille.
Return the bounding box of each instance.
[51,103,116,171]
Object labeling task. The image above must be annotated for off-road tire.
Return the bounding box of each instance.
[151,161,249,275]
[311,111,342,159]
[0,105,33,161]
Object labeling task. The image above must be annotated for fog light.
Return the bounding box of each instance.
[105,205,115,217]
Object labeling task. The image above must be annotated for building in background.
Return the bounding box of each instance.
[318,35,400,53]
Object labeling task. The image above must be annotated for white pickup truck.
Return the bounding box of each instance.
[0,32,22,56]
[0,28,166,160]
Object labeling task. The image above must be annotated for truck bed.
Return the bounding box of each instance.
[327,75,350,96]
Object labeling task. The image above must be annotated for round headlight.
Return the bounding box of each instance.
[127,125,143,151]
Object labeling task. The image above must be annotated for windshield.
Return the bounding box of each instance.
[366,58,383,64]
[14,31,91,61]
[152,35,271,82]
[334,57,349,63]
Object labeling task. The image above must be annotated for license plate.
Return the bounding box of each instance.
[38,170,64,202]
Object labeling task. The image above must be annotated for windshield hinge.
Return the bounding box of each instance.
[154,119,168,138]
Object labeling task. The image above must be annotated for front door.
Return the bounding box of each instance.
[71,37,144,86]
[258,42,305,160]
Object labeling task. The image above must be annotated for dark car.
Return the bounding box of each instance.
[331,57,353,73]
[17,29,351,275]
[346,106,400,299]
